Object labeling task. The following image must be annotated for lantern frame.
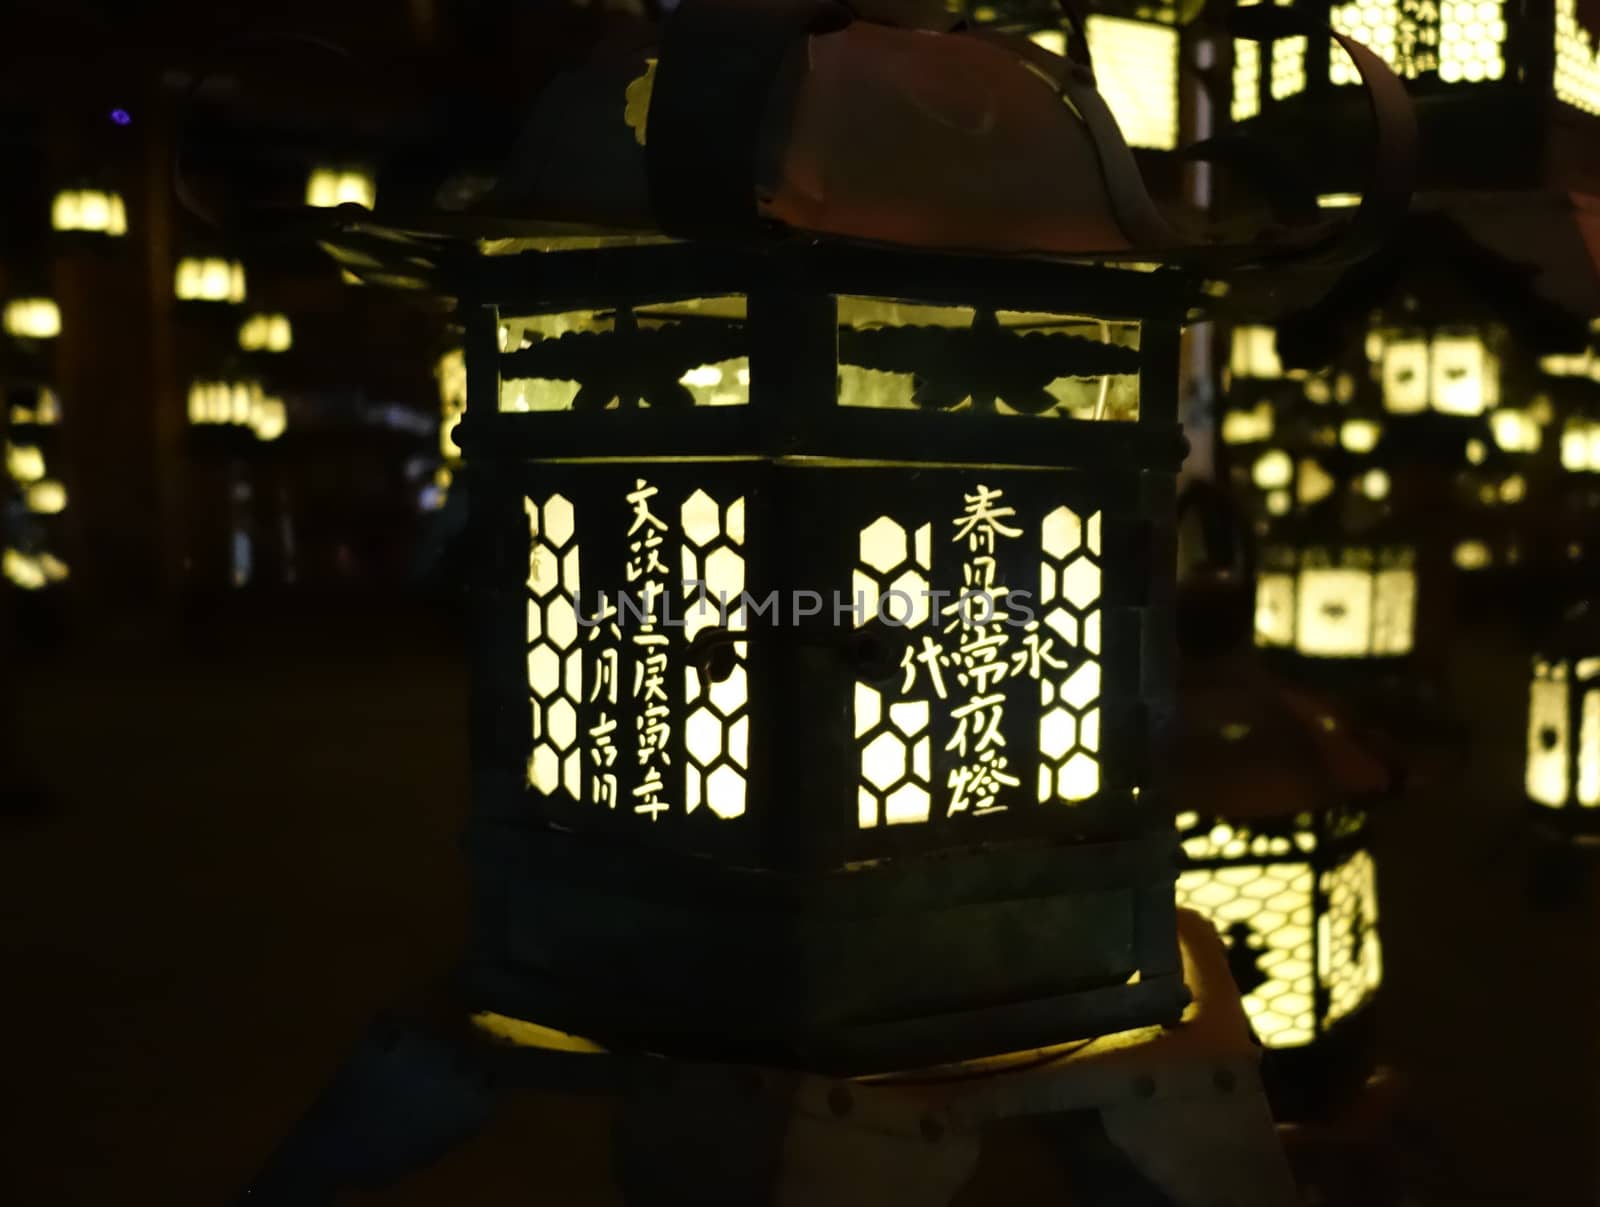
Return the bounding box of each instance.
[1527,604,1600,841]
[441,232,1196,1073]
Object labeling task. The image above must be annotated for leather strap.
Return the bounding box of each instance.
[645,0,852,238]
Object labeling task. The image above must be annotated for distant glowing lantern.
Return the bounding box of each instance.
[1373,324,1501,417]
[1453,539,1492,571]
[1358,467,1390,500]
[175,257,246,303]
[1561,418,1600,472]
[250,396,288,442]
[3,298,61,339]
[5,442,47,484]
[187,380,264,427]
[1231,324,1283,380]
[1339,417,1382,453]
[1527,605,1600,841]
[238,313,293,353]
[434,236,1196,1071]
[1222,401,1275,445]
[1490,406,1543,453]
[23,480,68,515]
[52,188,127,236]
[1253,448,1294,490]
[305,165,377,210]
[436,347,466,464]
[1256,523,1417,660]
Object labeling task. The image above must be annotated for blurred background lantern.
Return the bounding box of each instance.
[3,298,61,341]
[238,312,293,354]
[51,187,128,238]
[1527,602,1600,842]
[442,244,1194,1071]
[2,383,71,609]
[305,163,378,210]
[174,255,246,304]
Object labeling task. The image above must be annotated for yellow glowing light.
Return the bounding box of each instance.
[187,380,263,427]
[1221,401,1274,445]
[1540,348,1600,381]
[175,257,246,303]
[1360,468,1390,500]
[24,480,67,514]
[1491,408,1542,453]
[1556,0,1600,116]
[1297,459,1335,506]
[3,298,61,339]
[3,548,46,590]
[1252,449,1293,490]
[238,313,292,353]
[1529,661,1571,807]
[1381,335,1429,413]
[470,1012,607,1054]
[1266,489,1291,516]
[1231,326,1281,379]
[1563,420,1600,472]
[1084,16,1180,151]
[305,165,377,209]
[5,443,46,484]
[1467,438,1488,465]
[1271,36,1308,100]
[1332,0,1505,85]
[250,396,287,442]
[1233,38,1261,122]
[437,348,467,461]
[1340,418,1382,453]
[1318,192,1363,209]
[52,188,127,236]
[1500,474,1526,504]
[1257,549,1416,658]
[1432,331,1499,415]
[1454,540,1491,570]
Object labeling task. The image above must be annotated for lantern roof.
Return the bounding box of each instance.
[1174,652,1399,819]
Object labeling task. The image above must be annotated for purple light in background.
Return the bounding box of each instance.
[109,109,131,126]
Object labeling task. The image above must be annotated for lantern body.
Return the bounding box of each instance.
[457,241,1189,1072]
[239,313,293,353]
[175,258,246,303]
[1527,645,1600,838]
[306,165,377,210]
[1175,804,1382,1114]
[3,298,61,340]
[51,188,127,237]
[1255,539,1417,659]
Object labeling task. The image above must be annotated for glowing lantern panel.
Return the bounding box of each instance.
[1176,808,1382,1051]
[175,258,246,303]
[239,313,293,353]
[1527,633,1600,835]
[1256,542,1416,659]
[52,188,127,236]
[306,165,377,210]
[3,299,61,339]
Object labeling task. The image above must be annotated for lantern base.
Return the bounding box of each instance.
[235,911,1297,1207]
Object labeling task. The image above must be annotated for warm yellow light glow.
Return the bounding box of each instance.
[175,257,246,303]
[1271,36,1308,100]
[1221,401,1274,445]
[470,1012,606,1054]
[1176,863,1316,1047]
[187,380,263,427]
[238,313,292,352]
[1500,474,1526,504]
[1318,192,1363,209]
[1252,449,1293,490]
[1529,661,1571,807]
[1233,38,1261,122]
[3,298,60,339]
[1380,335,1429,412]
[250,396,287,442]
[1084,16,1180,151]
[1360,468,1390,500]
[1258,549,1415,658]
[1340,418,1381,453]
[1296,568,1373,657]
[1540,348,1600,381]
[1321,850,1383,1024]
[1467,438,1488,465]
[6,442,47,484]
[1562,419,1600,472]
[1432,331,1499,415]
[1231,326,1281,379]
[437,348,466,461]
[1582,689,1600,806]
[305,165,377,209]
[24,480,67,514]
[1492,408,1542,453]
[1255,572,1296,647]
[1297,459,1335,506]
[52,188,127,236]
[1266,489,1291,516]
[1454,540,1491,570]
[3,548,67,590]
[1332,0,1505,85]
[1556,0,1600,115]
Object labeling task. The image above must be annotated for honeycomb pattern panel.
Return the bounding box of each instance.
[526,494,582,799]
[1233,37,1261,122]
[1177,864,1316,1048]
[680,489,749,821]
[1438,0,1506,83]
[1176,815,1310,863]
[1321,850,1382,1027]
[1271,36,1307,101]
[856,515,933,828]
[1037,506,1102,804]
[1557,0,1600,115]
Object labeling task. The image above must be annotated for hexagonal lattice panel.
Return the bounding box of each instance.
[526,495,582,798]
[1321,850,1382,1027]
[1177,863,1315,1048]
[680,489,749,820]
[855,515,934,829]
[1036,506,1102,804]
